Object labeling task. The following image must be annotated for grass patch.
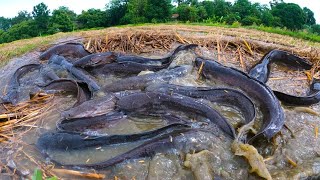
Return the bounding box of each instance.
[179,22,320,43]
[248,25,320,42]
[0,32,79,67]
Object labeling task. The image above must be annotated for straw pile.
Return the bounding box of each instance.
[0,93,54,142]
[82,26,320,74]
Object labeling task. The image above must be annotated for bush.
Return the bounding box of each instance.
[231,21,241,28]
[310,24,320,35]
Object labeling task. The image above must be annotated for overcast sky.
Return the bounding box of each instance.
[0,0,319,24]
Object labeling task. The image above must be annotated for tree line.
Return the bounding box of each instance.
[0,0,319,44]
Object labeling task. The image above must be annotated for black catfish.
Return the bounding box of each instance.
[1,64,41,104]
[73,52,118,68]
[117,92,236,138]
[195,57,284,143]
[49,55,100,91]
[38,79,92,107]
[39,65,60,82]
[103,66,190,92]
[248,50,320,106]
[89,44,198,75]
[61,94,117,119]
[273,78,320,106]
[115,44,198,64]
[249,49,312,83]
[43,128,194,170]
[37,123,191,151]
[39,43,91,60]
[57,111,125,132]
[146,84,256,124]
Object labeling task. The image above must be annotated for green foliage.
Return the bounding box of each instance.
[11,11,32,25]
[232,0,253,19]
[241,16,261,26]
[32,2,50,35]
[145,0,172,22]
[77,9,106,29]
[271,2,306,30]
[303,7,316,26]
[0,17,11,31]
[252,25,320,42]
[176,4,199,22]
[212,0,232,18]
[224,14,241,25]
[123,0,172,24]
[201,1,214,18]
[123,0,148,24]
[32,169,42,180]
[231,21,241,28]
[310,24,320,35]
[107,0,128,26]
[5,20,37,42]
[32,168,57,180]
[49,6,77,33]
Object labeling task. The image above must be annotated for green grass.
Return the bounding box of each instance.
[0,32,78,67]
[176,22,320,43]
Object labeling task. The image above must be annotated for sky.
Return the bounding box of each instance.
[0,0,319,24]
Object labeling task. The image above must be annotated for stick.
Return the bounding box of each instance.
[217,39,221,62]
[52,169,105,179]
[237,47,246,70]
[242,39,253,56]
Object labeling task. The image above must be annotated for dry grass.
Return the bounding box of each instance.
[80,25,320,64]
[0,93,54,142]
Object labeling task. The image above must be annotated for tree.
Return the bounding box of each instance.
[303,7,316,26]
[173,0,193,5]
[77,9,106,29]
[0,17,11,31]
[11,11,32,25]
[201,1,214,18]
[212,0,232,19]
[176,4,199,22]
[122,0,148,24]
[310,24,320,35]
[6,20,37,42]
[232,0,253,19]
[271,3,306,30]
[49,6,76,33]
[106,0,129,26]
[145,0,172,22]
[32,2,50,35]
[0,30,11,44]
[259,5,281,27]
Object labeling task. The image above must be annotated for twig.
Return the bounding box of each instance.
[237,47,246,70]
[217,39,221,62]
[52,169,105,179]
[197,61,204,80]
[242,39,253,56]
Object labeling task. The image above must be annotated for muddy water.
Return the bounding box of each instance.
[0,48,319,180]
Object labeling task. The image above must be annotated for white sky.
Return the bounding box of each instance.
[0,0,319,24]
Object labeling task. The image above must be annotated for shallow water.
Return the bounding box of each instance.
[0,47,319,180]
